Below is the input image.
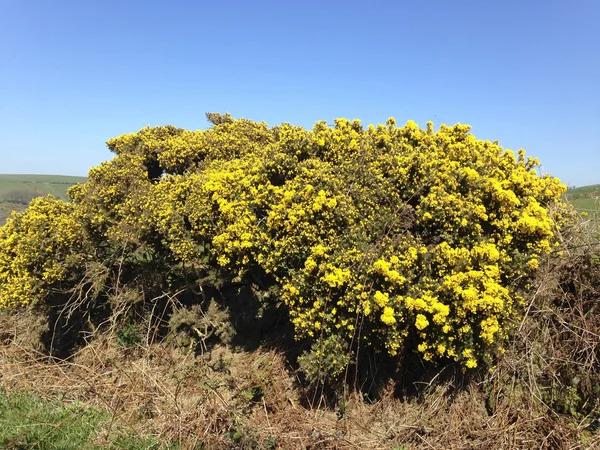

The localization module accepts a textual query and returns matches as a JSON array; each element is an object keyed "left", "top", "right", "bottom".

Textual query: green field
[
  {"left": 566, "top": 184, "right": 600, "bottom": 196},
  {"left": 0, "top": 174, "right": 87, "bottom": 200},
  {"left": 0, "top": 174, "right": 87, "bottom": 225},
  {"left": 565, "top": 184, "right": 600, "bottom": 218}
]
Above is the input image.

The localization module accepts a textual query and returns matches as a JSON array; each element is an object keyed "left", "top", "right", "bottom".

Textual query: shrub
[
  {"left": 168, "top": 301, "right": 234, "bottom": 349},
  {"left": 0, "top": 196, "right": 89, "bottom": 308},
  {"left": 0, "top": 115, "right": 568, "bottom": 373},
  {"left": 297, "top": 334, "right": 352, "bottom": 385},
  {"left": 116, "top": 323, "right": 142, "bottom": 348}
]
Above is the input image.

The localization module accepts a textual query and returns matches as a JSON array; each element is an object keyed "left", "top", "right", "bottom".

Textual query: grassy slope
[
  {"left": 0, "top": 174, "right": 87, "bottom": 225},
  {"left": 566, "top": 184, "right": 600, "bottom": 196},
  {"left": 565, "top": 184, "right": 600, "bottom": 215},
  {"left": 0, "top": 392, "right": 162, "bottom": 449},
  {"left": 0, "top": 174, "right": 87, "bottom": 199},
  {"left": 0, "top": 203, "right": 25, "bottom": 225}
]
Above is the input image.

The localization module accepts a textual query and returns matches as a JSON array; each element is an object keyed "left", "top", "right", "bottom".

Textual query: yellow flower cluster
[
  {"left": 0, "top": 197, "right": 88, "bottom": 308},
  {"left": 0, "top": 115, "right": 569, "bottom": 370}
]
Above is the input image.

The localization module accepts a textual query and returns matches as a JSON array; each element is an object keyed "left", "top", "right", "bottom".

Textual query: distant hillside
[
  {"left": 565, "top": 183, "right": 600, "bottom": 215},
  {"left": 0, "top": 174, "right": 87, "bottom": 225}
]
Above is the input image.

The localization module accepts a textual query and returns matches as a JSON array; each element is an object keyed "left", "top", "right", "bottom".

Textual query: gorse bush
[
  {"left": 0, "top": 197, "right": 90, "bottom": 307},
  {"left": 0, "top": 114, "right": 568, "bottom": 374}
]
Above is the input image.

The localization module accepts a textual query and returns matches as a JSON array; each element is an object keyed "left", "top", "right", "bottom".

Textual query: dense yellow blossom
[
  {"left": 0, "top": 115, "right": 569, "bottom": 370},
  {"left": 0, "top": 197, "right": 89, "bottom": 308}
]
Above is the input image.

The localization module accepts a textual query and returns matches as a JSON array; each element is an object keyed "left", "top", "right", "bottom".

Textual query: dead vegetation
[
  {"left": 1, "top": 338, "right": 597, "bottom": 449},
  {"left": 0, "top": 215, "right": 599, "bottom": 449}
]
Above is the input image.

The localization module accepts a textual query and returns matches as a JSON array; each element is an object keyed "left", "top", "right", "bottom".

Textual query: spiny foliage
[{"left": 0, "top": 114, "right": 568, "bottom": 372}]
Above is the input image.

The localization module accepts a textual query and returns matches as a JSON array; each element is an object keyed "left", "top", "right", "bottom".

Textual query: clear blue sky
[{"left": 1, "top": 0, "right": 598, "bottom": 186}]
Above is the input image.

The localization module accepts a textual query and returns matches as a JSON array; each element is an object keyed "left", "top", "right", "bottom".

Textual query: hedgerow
[{"left": 0, "top": 114, "right": 568, "bottom": 374}]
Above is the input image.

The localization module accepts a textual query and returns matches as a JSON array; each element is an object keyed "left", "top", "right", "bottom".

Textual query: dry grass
[
  {"left": 1, "top": 331, "right": 597, "bottom": 449},
  {"left": 1, "top": 213, "right": 599, "bottom": 449}
]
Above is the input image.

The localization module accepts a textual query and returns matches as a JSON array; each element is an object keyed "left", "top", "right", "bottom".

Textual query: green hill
[
  {"left": 565, "top": 183, "right": 600, "bottom": 217},
  {"left": 0, "top": 174, "right": 87, "bottom": 224}
]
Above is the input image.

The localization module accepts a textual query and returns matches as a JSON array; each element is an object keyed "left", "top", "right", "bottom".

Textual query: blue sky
[{"left": 0, "top": 0, "right": 598, "bottom": 186}]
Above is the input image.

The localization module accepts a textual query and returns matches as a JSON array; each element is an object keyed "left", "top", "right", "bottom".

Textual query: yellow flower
[
  {"left": 381, "top": 307, "right": 396, "bottom": 325},
  {"left": 465, "top": 359, "right": 478, "bottom": 369},
  {"left": 373, "top": 291, "right": 389, "bottom": 307},
  {"left": 415, "top": 314, "right": 429, "bottom": 330}
]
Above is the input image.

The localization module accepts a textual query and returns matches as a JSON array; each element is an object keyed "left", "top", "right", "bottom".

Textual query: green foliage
[
  {"left": 116, "top": 323, "right": 142, "bottom": 348},
  {"left": 0, "top": 115, "right": 570, "bottom": 379},
  {"left": 297, "top": 335, "right": 352, "bottom": 385},
  {"left": 262, "top": 435, "right": 277, "bottom": 449}
]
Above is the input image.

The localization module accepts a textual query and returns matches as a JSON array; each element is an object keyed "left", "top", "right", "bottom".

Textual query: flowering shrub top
[{"left": 0, "top": 115, "right": 567, "bottom": 369}]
